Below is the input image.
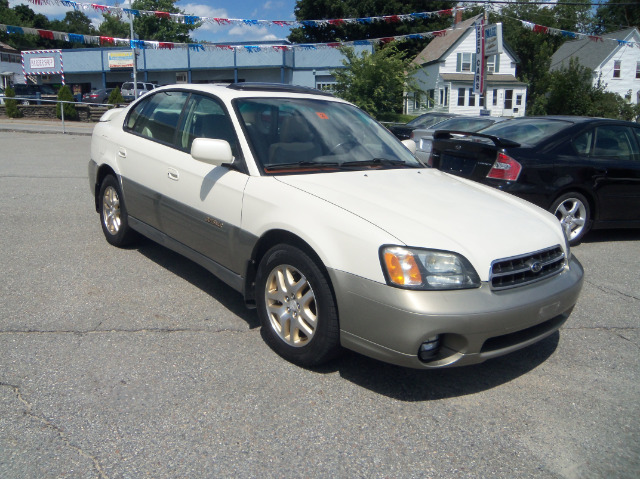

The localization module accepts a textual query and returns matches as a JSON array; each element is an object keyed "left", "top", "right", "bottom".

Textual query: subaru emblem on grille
[{"left": 527, "top": 260, "right": 543, "bottom": 273}]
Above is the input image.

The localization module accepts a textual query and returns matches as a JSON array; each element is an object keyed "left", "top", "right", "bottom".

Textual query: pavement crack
[
  {"left": 0, "top": 382, "right": 108, "bottom": 479},
  {"left": 585, "top": 279, "right": 640, "bottom": 301}
]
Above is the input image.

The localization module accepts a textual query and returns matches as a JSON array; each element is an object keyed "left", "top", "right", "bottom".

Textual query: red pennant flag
[{"left": 38, "top": 30, "right": 54, "bottom": 40}]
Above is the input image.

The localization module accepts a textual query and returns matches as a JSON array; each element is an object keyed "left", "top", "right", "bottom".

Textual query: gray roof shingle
[{"left": 550, "top": 27, "right": 639, "bottom": 71}]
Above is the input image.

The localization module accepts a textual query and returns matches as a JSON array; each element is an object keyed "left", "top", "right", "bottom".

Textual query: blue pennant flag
[{"left": 68, "top": 33, "right": 84, "bottom": 43}]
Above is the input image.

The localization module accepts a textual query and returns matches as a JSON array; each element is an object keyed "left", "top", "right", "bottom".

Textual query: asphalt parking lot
[{"left": 0, "top": 129, "right": 638, "bottom": 479}]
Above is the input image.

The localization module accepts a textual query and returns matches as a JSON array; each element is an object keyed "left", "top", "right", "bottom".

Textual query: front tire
[
  {"left": 255, "top": 244, "right": 341, "bottom": 367},
  {"left": 98, "top": 175, "right": 137, "bottom": 247},
  {"left": 550, "top": 192, "right": 591, "bottom": 245}
]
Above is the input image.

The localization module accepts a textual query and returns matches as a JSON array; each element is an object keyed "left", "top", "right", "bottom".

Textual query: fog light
[{"left": 418, "top": 336, "right": 441, "bottom": 362}]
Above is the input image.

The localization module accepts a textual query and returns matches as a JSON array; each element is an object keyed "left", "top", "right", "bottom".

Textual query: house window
[
  {"left": 479, "top": 95, "right": 485, "bottom": 107},
  {"left": 427, "top": 89, "right": 435, "bottom": 108},
  {"left": 468, "top": 88, "right": 475, "bottom": 107},
  {"left": 505, "top": 90, "right": 513, "bottom": 109},
  {"left": 516, "top": 94, "right": 522, "bottom": 106},
  {"left": 316, "top": 82, "right": 336, "bottom": 92},
  {"left": 458, "top": 88, "right": 465, "bottom": 106},
  {"left": 414, "top": 93, "right": 421, "bottom": 110},
  {"left": 492, "top": 89, "right": 498, "bottom": 106},
  {"left": 636, "top": 61, "right": 640, "bottom": 79},
  {"left": 613, "top": 60, "right": 621, "bottom": 78},
  {"left": 486, "top": 55, "right": 500, "bottom": 73},
  {"left": 457, "top": 53, "right": 474, "bottom": 72},
  {"left": 439, "top": 87, "right": 449, "bottom": 106},
  {"left": 440, "top": 88, "right": 449, "bottom": 106}
]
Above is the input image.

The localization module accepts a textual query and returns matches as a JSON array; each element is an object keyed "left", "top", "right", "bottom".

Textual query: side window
[
  {"left": 179, "top": 94, "right": 238, "bottom": 156},
  {"left": 125, "top": 90, "right": 189, "bottom": 145},
  {"left": 572, "top": 130, "right": 593, "bottom": 156},
  {"left": 593, "top": 125, "right": 638, "bottom": 160}
]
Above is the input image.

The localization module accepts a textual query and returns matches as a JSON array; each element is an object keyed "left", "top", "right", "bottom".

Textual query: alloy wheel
[
  {"left": 102, "top": 185, "right": 121, "bottom": 235},
  {"left": 264, "top": 264, "right": 318, "bottom": 347},
  {"left": 554, "top": 197, "right": 587, "bottom": 241}
]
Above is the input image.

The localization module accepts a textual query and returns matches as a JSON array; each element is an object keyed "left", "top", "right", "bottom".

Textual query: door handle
[
  {"left": 118, "top": 147, "right": 127, "bottom": 158},
  {"left": 167, "top": 168, "right": 179, "bottom": 181}
]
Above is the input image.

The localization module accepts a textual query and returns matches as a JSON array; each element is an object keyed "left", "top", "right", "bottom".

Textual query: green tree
[
  {"left": 541, "top": 59, "right": 594, "bottom": 116},
  {"left": 50, "top": 11, "right": 95, "bottom": 35},
  {"left": 98, "top": 9, "right": 132, "bottom": 38},
  {"left": 131, "top": 0, "right": 198, "bottom": 42},
  {"left": 56, "top": 85, "right": 78, "bottom": 120},
  {"left": 3, "top": 86, "right": 22, "bottom": 118},
  {"left": 540, "top": 59, "right": 640, "bottom": 120},
  {"left": 108, "top": 87, "right": 125, "bottom": 105},
  {"left": 490, "top": 0, "right": 592, "bottom": 112},
  {"left": 594, "top": 0, "right": 640, "bottom": 34},
  {"left": 331, "top": 44, "right": 419, "bottom": 119}
]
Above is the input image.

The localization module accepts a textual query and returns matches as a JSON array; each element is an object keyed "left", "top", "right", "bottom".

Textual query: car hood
[{"left": 276, "top": 168, "right": 566, "bottom": 278}]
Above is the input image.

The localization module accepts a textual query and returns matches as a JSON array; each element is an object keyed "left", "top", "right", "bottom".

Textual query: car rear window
[{"left": 479, "top": 118, "right": 572, "bottom": 144}]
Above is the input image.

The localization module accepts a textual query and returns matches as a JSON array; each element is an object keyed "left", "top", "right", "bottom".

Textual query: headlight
[{"left": 380, "top": 246, "right": 480, "bottom": 290}]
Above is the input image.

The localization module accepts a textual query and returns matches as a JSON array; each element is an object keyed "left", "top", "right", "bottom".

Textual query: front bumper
[{"left": 330, "top": 255, "right": 583, "bottom": 369}]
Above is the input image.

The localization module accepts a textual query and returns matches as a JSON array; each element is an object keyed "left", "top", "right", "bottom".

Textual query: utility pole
[{"left": 128, "top": 0, "right": 138, "bottom": 99}]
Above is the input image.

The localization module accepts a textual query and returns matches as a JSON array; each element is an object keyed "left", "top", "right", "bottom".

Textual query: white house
[
  {"left": 550, "top": 27, "right": 640, "bottom": 105},
  {"left": 409, "top": 15, "right": 527, "bottom": 117}
]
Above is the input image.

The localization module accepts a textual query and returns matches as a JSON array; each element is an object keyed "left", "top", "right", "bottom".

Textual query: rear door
[{"left": 587, "top": 124, "right": 640, "bottom": 223}]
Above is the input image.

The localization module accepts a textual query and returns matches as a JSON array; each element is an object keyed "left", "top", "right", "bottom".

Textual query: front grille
[{"left": 490, "top": 245, "right": 565, "bottom": 290}]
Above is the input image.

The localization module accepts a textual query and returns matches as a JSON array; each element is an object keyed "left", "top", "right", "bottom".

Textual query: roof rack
[{"left": 226, "top": 82, "right": 334, "bottom": 97}]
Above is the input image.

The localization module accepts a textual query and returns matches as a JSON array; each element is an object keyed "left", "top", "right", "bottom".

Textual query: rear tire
[
  {"left": 550, "top": 192, "right": 591, "bottom": 245},
  {"left": 98, "top": 175, "right": 137, "bottom": 247},
  {"left": 255, "top": 244, "right": 341, "bottom": 367}
]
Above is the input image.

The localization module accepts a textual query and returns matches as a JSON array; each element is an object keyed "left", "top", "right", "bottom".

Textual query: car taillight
[
  {"left": 90, "top": 94, "right": 98, "bottom": 98},
  {"left": 486, "top": 152, "right": 522, "bottom": 181}
]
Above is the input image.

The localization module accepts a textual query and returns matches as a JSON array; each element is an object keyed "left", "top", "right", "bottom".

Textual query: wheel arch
[
  {"left": 243, "top": 229, "right": 337, "bottom": 309},
  {"left": 93, "top": 164, "right": 118, "bottom": 212}
]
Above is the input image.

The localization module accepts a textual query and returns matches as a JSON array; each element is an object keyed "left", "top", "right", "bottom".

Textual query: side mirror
[
  {"left": 191, "top": 138, "right": 233, "bottom": 166},
  {"left": 402, "top": 139, "right": 417, "bottom": 155}
]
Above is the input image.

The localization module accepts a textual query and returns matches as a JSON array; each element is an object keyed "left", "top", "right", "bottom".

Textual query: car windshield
[
  {"left": 235, "top": 98, "right": 422, "bottom": 173},
  {"left": 479, "top": 118, "right": 572, "bottom": 144}
]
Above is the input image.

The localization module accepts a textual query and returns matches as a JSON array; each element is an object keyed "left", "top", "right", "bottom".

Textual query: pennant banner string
[
  {"left": 23, "top": 0, "right": 465, "bottom": 29},
  {"left": 507, "top": 15, "right": 640, "bottom": 49},
  {"left": 0, "top": 21, "right": 454, "bottom": 52}
]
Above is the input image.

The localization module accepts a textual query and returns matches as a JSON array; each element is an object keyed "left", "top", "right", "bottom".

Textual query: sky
[{"left": 8, "top": 0, "right": 299, "bottom": 44}]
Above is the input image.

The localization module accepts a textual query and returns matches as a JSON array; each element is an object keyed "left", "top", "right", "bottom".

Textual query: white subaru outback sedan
[{"left": 89, "top": 83, "right": 583, "bottom": 369}]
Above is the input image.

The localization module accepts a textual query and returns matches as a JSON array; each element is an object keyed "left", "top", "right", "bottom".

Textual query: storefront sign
[{"left": 108, "top": 51, "right": 134, "bottom": 69}]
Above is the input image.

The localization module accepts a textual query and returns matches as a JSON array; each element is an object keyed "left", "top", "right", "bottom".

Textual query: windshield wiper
[
  {"left": 264, "top": 161, "right": 341, "bottom": 171},
  {"left": 340, "top": 158, "right": 409, "bottom": 168}
]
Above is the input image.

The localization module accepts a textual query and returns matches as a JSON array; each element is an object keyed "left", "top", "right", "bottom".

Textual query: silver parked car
[{"left": 120, "top": 82, "right": 156, "bottom": 102}]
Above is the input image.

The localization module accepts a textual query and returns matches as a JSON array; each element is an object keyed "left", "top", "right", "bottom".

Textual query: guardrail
[{"left": 1, "top": 96, "right": 124, "bottom": 134}]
